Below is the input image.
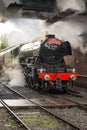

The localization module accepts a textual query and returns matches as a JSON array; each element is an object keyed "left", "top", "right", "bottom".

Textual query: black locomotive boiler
[{"left": 19, "top": 34, "right": 78, "bottom": 92}]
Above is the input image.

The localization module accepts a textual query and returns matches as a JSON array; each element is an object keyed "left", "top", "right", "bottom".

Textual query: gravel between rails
[
  {"left": 0, "top": 108, "right": 27, "bottom": 130},
  {"left": 1, "top": 83, "right": 87, "bottom": 130},
  {"left": 14, "top": 108, "right": 77, "bottom": 130},
  {"left": 48, "top": 106, "right": 87, "bottom": 130},
  {"left": 11, "top": 86, "right": 65, "bottom": 99}
]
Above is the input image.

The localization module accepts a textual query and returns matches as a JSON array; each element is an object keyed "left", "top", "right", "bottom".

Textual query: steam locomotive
[{"left": 19, "top": 34, "right": 78, "bottom": 92}]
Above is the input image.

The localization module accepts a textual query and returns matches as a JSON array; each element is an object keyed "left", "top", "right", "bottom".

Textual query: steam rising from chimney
[
  {"left": 57, "top": 0, "right": 86, "bottom": 13},
  {"left": 7, "top": 17, "right": 87, "bottom": 53}
]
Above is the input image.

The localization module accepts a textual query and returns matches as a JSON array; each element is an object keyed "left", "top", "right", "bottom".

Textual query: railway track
[
  {"left": 0, "top": 82, "right": 24, "bottom": 99},
  {"left": 78, "top": 75, "right": 87, "bottom": 78},
  {"left": 0, "top": 99, "right": 31, "bottom": 130},
  {"left": 0, "top": 81, "right": 87, "bottom": 129},
  {"left": 75, "top": 74, "right": 87, "bottom": 88},
  {"left": 67, "top": 89, "right": 86, "bottom": 98}
]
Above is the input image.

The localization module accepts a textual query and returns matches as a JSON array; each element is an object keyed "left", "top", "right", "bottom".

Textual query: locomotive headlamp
[
  {"left": 44, "top": 75, "right": 50, "bottom": 81},
  {"left": 70, "top": 74, "right": 76, "bottom": 81}
]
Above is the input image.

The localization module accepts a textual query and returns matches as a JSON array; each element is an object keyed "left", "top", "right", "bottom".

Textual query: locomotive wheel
[
  {"left": 27, "top": 76, "right": 40, "bottom": 90},
  {"left": 27, "top": 76, "right": 34, "bottom": 89},
  {"left": 40, "top": 81, "right": 51, "bottom": 93}
]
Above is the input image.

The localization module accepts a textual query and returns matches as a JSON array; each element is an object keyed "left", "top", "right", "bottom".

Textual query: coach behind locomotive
[{"left": 19, "top": 34, "right": 78, "bottom": 92}]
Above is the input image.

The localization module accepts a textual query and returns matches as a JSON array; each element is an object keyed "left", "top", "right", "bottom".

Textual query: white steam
[
  {"left": 7, "top": 18, "right": 87, "bottom": 53},
  {"left": 7, "top": 19, "right": 43, "bottom": 45},
  {"left": 3, "top": 0, "right": 87, "bottom": 52},
  {"left": 8, "top": 67, "right": 25, "bottom": 87},
  {"left": 2, "top": 59, "right": 26, "bottom": 87},
  {"left": 0, "top": 21, "right": 16, "bottom": 36},
  {"left": 47, "top": 21, "right": 85, "bottom": 52},
  {"left": 57, "top": 0, "right": 86, "bottom": 13}
]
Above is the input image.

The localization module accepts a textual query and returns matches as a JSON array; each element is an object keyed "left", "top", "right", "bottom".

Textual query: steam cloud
[
  {"left": 2, "top": 59, "right": 26, "bottom": 87},
  {"left": 57, "top": 0, "right": 86, "bottom": 13},
  {"left": 7, "top": 17, "right": 87, "bottom": 53},
  {"left": 6, "top": 0, "right": 87, "bottom": 53}
]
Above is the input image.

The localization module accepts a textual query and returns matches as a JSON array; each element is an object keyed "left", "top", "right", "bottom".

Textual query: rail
[
  {"left": 0, "top": 81, "right": 82, "bottom": 130},
  {"left": 0, "top": 99, "right": 31, "bottom": 130},
  {"left": 78, "top": 74, "right": 87, "bottom": 78}
]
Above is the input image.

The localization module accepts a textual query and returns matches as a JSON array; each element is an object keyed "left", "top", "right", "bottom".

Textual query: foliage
[{"left": 0, "top": 34, "right": 8, "bottom": 51}]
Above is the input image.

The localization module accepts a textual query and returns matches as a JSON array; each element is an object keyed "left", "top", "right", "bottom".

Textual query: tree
[{"left": 0, "top": 34, "right": 8, "bottom": 51}]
